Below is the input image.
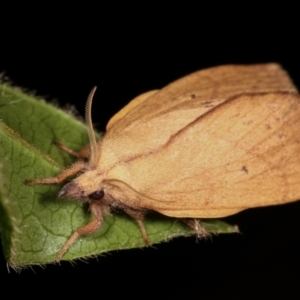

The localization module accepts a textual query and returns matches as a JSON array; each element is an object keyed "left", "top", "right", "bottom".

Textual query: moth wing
[
  {"left": 100, "top": 64, "right": 297, "bottom": 170},
  {"left": 106, "top": 90, "right": 159, "bottom": 131},
  {"left": 106, "top": 64, "right": 297, "bottom": 135},
  {"left": 106, "top": 92, "right": 300, "bottom": 218}
]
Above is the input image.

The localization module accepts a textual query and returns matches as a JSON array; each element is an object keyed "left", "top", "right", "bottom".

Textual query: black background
[{"left": 1, "top": 6, "right": 300, "bottom": 299}]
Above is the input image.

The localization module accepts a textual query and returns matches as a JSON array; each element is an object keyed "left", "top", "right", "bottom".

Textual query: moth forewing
[
  {"left": 106, "top": 63, "right": 296, "bottom": 136},
  {"left": 104, "top": 92, "right": 300, "bottom": 218},
  {"left": 106, "top": 90, "right": 159, "bottom": 130},
  {"left": 102, "top": 64, "right": 297, "bottom": 171}
]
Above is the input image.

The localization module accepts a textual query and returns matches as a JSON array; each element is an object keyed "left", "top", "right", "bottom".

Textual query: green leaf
[{"left": 0, "top": 82, "right": 238, "bottom": 267}]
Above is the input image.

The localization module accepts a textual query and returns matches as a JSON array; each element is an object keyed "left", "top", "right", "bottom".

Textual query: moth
[{"left": 27, "top": 63, "right": 300, "bottom": 261}]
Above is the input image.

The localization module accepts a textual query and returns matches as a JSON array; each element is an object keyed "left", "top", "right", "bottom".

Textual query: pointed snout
[{"left": 59, "top": 182, "right": 82, "bottom": 199}]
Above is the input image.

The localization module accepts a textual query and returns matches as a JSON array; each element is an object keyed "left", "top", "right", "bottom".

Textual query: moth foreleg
[
  {"left": 55, "top": 141, "right": 91, "bottom": 159},
  {"left": 56, "top": 202, "right": 104, "bottom": 262},
  {"left": 25, "top": 161, "right": 85, "bottom": 185}
]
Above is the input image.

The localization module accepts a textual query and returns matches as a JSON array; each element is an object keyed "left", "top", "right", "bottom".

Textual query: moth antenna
[{"left": 85, "top": 86, "right": 98, "bottom": 166}]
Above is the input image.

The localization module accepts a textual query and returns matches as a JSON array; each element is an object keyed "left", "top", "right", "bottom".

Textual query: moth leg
[
  {"left": 181, "top": 219, "right": 210, "bottom": 238},
  {"left": 55, "top": 141, "right": 90, "bottom": 159},
  {"left": 25, "top": 161, "right": 85, "bottom": 185},
  {"left": 56, "top": 201, "right": 104, "bottom": 262},
  {"left": 124, "top": 208, "right": 149, "bottom": 246}
]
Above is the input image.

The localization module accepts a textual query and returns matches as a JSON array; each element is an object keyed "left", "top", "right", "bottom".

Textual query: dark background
[{"left": 1, "top": 6, "right": 300, "bottom": 299}]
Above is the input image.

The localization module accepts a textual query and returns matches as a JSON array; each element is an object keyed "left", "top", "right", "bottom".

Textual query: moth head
[{"left": 59, "top": 169, "right": 106, "bottom": 203}]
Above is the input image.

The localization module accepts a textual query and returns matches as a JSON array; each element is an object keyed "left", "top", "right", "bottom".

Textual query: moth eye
[{"left": 88, "top": 190, "right": 105, "bottom": 200}]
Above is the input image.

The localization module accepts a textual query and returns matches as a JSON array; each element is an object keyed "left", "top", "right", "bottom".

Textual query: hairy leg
[
  {"left": 25, "top": 161, "right": 85, "bottom": 185},
  {"left": 56, "top": 201, "right": 104, "bottom": 262},
  {"left": 124, "top": 208, "right": 149, "bottom": 245},
  {"left": 181, "top": 219, "right": 210, "bottom": 238},
  {"left": 55, "top": 142, "right": 91, "bottom": 159}
]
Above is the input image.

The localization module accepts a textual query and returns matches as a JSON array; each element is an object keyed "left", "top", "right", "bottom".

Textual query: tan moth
[{"left": 27, "top": 64, "right": 300, "bottom": 261}]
